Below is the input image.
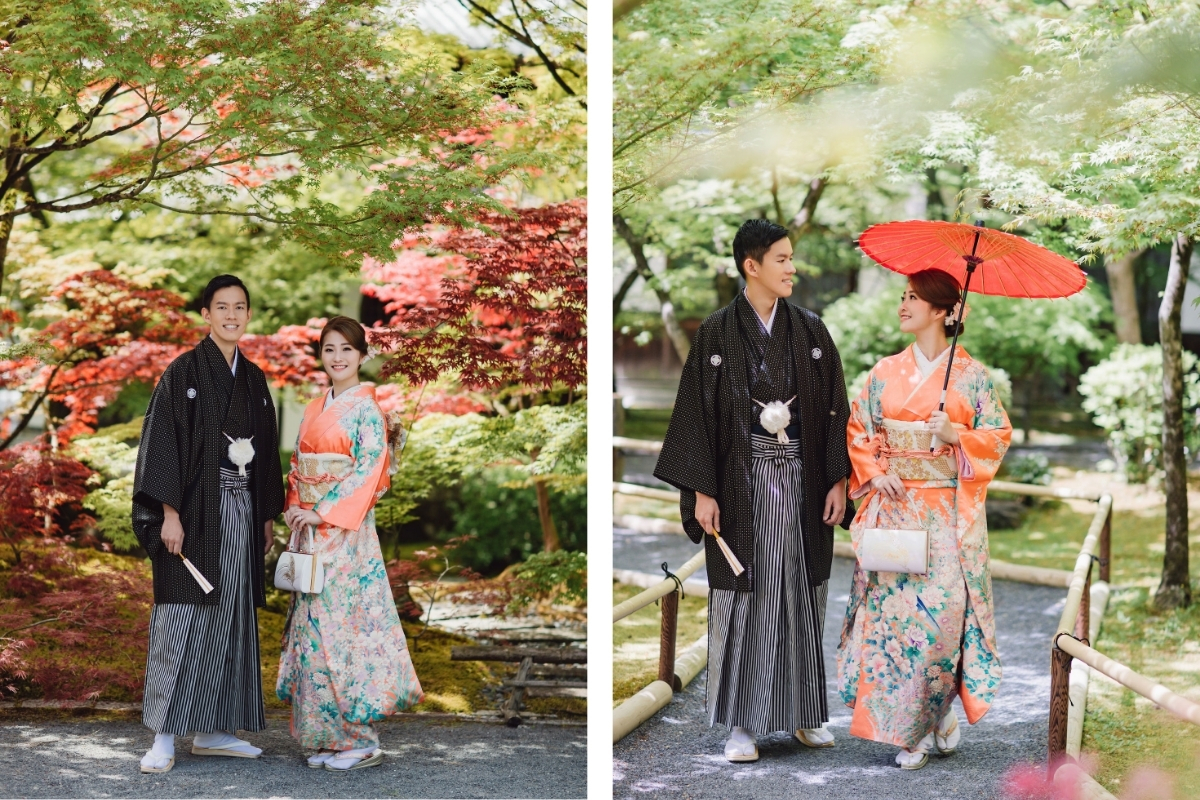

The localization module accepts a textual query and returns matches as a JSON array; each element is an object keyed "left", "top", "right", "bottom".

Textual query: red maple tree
[
  {"left": 0, "top": 270, "right": 322, "bottom": 451},
  {"left": 0, "top": 443, "right": 96, "bottom": 564},
  {"left": 364, "top": 199, "right": 587, "bottom": 392}
]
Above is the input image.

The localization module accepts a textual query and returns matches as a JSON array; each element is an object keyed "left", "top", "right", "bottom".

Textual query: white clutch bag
[
  {"left": 274, "top": 525, "right": 325, "bottom": 594},
  {"left": 859, "top": 501, "right": 928, "bottom": 574}
]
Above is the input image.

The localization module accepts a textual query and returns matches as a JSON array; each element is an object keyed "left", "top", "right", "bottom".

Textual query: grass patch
[
  {"left": 620, "top": 409, "right": 673, "bottom": 442},
  {"left": 613, "top": 582, "right": 707, "bottom": 705},
  {"left": 1081, "top": 588, "right": 1200, "bottom": 797}
]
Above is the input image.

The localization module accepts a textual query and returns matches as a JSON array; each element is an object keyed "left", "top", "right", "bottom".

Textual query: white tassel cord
[
  {"left": 224, "top": 433, "right": 255, "bottom": 477},
  {"left": 753, "top": 396, "right": 796, "bottom": 444}
]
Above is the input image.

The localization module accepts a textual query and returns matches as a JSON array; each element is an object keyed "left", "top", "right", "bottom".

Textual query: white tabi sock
[
  {"left": 325, "top": 746, "right": 380, "bottom": 770},
  {"left": 192, "top": 730, "right": 262, "bottom": 757},
  {"left": 730, "top": 726, "right": 755, "bottom": 745},
  {"left": 140, "top": 733, "right": 175, "bottom": 769}
]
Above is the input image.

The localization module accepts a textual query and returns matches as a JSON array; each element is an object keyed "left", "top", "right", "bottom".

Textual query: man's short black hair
[
  {"left": 732, "top": 219, "right": 790, "bottom": 278},
  {"left": 201, "top": 274, "right": 251, "bottom": 310}
]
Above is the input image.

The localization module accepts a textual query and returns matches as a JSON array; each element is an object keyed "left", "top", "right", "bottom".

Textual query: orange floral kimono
[
  {"left": 837, "top": 345, "right": 1011, "bottom": 748},
  {"left": 277, "top": 383, "right": 423, "bottom": 751}
]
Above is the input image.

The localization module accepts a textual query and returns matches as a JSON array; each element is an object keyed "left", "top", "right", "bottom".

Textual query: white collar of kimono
[
  {"left": 743, "top": 289, "right": 777, "bottom": 336},
  {"left": 912, "top": 342, "right": 949, "bottom": 378}
]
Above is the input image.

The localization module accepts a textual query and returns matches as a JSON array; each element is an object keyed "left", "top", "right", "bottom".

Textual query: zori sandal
[
  {"left": 935, "top": 710, "right": 960, "bottom": 755},
  {"left": 325, "top": 748, "right": 383, "bottom": 771},
  {"left": 724, "top": 737, "right": 758, "bottom": 763},
  {"left": 795, "top": 726, "right": 835, "bottom": 749}
]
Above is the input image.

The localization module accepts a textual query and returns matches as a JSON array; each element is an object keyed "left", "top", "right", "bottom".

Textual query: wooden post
[
  {"left": 1048, "top": 644, "right": 1073, "bottom": 773},
  {"left": 614, "top": 394, "right": 626, "bottom": 483},
  {"left": 1099, "top": 504, "right": 1111, "bottom": 583},
  {"left": 658, "top": 590, "right": 682, "bottom": 691},
  {"left": 1075, "top": 569, "right": 1091, "bottom": 646},
  {"left": 503, "top": 656, "right": 534, "bottom": 727}
]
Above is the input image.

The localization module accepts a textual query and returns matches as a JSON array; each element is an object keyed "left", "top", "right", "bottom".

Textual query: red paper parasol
[
  {"left": 858, "top": 220, "right": 1087, "bottom": 299},
  {"left": 857, "top": 219, "right": 1089, "bottom": 420}
]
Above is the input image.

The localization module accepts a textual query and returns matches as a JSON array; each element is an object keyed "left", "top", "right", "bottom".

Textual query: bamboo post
[
  {"left": 614, "top": 394, "right": 627, "bottom": 482},
  {"left": 1048, "top": 644, "right": 1073, "bottom": 773},
  {"left": 658, "top": 589, "right": 682, "bottom": 691},
  {"left": 1099, "top": 504, "right": 1111, "bottom": 583}
]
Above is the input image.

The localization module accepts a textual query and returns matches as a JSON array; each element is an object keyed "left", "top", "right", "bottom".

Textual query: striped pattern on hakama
[
  {"left": 706, "top": 433, "right": 829, "bottom": 734},
  {"left": 142, "top": 467, "right": 265, "bottom": 736}
]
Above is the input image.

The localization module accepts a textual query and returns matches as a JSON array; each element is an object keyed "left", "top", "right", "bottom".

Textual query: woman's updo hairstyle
[
  {"left": 319, "top": 315, "right": 369, "bottom": 357},
  {"left": 908, "top": 269, "right": 965, "bottom": 337}
]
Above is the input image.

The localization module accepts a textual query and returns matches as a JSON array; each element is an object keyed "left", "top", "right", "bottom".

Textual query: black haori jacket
[
  {"left": 132, "top": 336, "right": 284, "bottom": 606},
  {"left": 653, "top": 295, "right": 852, "bottom": 591}
]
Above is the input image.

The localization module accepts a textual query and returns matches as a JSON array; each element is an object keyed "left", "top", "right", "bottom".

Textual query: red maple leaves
[
  {"left": 366, "top": 199, "right": 587, "bottom": 391},
  {"left": 0, "top": 443, "right": 96, "bottom": 563},
  {"left": 0, "top": 270, "right": 321, "bottom": 449}
]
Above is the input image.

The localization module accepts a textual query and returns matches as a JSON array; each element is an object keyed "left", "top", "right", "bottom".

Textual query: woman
[
  {"left": 836, "top": 269, "right": 1011, "bottom": 770},
  {"left": 278, "top": 316, "right": 423, "bottom": 771}
]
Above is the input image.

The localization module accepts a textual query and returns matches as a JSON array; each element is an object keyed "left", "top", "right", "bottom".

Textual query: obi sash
[
  {"left": 294, "top": 452, "right": 353, "bottom": 504},
  {"left": 871, "top": 418, "right": 973, "bottom": 484}
]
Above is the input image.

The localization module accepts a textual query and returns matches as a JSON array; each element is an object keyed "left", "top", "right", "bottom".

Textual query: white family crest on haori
[
  {"left": 710, "top": 354, "right": 723, "bottom": 366},
  {"left": 187, "top": 388, "right": 197, "bottom": 399},
  {"left": 812, "top": 347, "right": 822, "bottom": 360},
  {"left": 753, "top": 396, "right": 796, "bottom": 443},
  {"left": 224, "top": 433, "right": 255, "bottom": 477}
]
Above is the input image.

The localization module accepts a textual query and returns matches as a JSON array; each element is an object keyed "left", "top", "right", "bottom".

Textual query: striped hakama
[
  {"left": 142, "top": 467, "right": 265, "bottom": 736},
  {"left": 706, "top": 433, "right": 829, "bottom": 734}
]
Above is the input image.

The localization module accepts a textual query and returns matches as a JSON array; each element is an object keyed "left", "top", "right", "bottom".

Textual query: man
[
  {"left": 132, "top": 275, "right": 284, "bottom": 773},
  {"left": 654, "top": 219, "right": 852, "bottom": 762}
]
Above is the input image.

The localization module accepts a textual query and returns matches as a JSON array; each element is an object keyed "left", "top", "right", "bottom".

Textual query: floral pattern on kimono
[
  {"left": 836, "top": 345, "right": 1010, "bottom": 748},
  {"left": 277, "top": 383, "right": 423, "bottom": 750}
]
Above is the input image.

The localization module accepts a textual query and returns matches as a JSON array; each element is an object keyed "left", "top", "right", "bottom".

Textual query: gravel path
[
  {"left": 0, "top": 717, "right": 586, "bottom": 799},
  {"left": 614, "top": 528, "right": 1065, "bottom": 800}
]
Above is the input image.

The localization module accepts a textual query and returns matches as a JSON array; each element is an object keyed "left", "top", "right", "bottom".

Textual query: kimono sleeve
[
  {"left": 653, "top": 326, "right": 718, "bottom": 546},
  {"left": 847, "top": 370, "right": 885, "bottom": 501},
  {"left": 131, "top": 360, "right": 190, "bottom": 557},
  {"left": 314, "top": 401, "right": 389, "bottom": 532},
  {"left": 955, "top": 367, "right": 1012, "bottom": 483}
]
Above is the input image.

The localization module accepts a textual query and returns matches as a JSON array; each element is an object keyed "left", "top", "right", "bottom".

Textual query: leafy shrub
[
  {"left": 1005, "top": 453, "right": 1052, "bottom": 486},
  {"left": 506, "top": 550, "right": 587, "bottom": 613},
  {"left": 1079, "top": 343, "right": 1200, "bottom": 483},
  {"left": 71, "top": 421, "right": 142, "bottom": 553},
  {"left": 445, "top": 468, "right": 586, "bottom": 573}
]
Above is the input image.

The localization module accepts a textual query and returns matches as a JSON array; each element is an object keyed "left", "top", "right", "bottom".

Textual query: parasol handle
[{"left": 934, "top": 222, "right": 984, "bottom": 450}]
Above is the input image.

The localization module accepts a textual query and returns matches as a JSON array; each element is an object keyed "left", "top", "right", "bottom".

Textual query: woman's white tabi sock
[
  {"left": 140, "top": 733, "right": 175, "bottom": 769},
  {"left": 192, "top": 730, "right": 262, "bottom": 756},
  {"left": 325, "top": 746, "right": 380, "bottom": 770}
]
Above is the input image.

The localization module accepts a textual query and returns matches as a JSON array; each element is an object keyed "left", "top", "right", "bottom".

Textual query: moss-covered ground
[{"left": 3, "top": 548, "right": 584, "bottom": 721}]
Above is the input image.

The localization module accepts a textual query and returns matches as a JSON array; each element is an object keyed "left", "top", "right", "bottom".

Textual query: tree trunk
[
  {"left": 0, "top": 188, "right": 17, "bottom": 299},
  {"left": 925, "top": 168, "right": 946, "bottom": 221},
  {"left": 613, "top": 267, "right": 639, "bottom": 317},
  {"left": 788, "top": 176, "right": 826, "bottom": 240},
  {"left": 534, "top": 477, "right": 560, "bottom": 552},
  {"left": 1156, "top": 233, "right": 1193, "bottom": 610},
  {"left": 1106, "top": 250, "right": 1144, "bottom": 345},
  {"left": 715, "top": 269, "right": 738, "bottom": 308},
  {"left": 613, "top": 213, "right": 691, "bottom": 363},
  {"left": 1022, "top": 377, "right": 1034, "bottom": 446}
]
